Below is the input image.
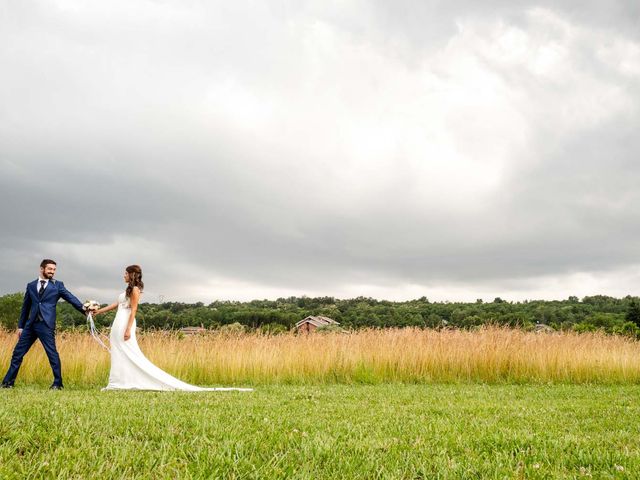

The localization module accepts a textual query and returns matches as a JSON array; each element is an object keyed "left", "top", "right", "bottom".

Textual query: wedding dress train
[{"left": 102, "top": 292, "right": 252, "bottom": 392}]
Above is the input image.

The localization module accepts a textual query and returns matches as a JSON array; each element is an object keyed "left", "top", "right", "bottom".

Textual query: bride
[{"left": 93, "top": 265, "right": 251, "bottom": 392}]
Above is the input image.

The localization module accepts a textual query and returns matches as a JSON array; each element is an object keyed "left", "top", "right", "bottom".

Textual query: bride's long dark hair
[{"left": 125, "top": 265, "right": 144, "bottom": 298}]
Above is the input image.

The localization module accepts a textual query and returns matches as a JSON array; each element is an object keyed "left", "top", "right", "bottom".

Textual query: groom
[{"left": 1, "top": 259, "right": 86, "bottom": 390}]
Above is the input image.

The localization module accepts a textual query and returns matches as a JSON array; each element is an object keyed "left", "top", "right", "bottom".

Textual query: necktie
[{"left": 39, "top": 280, "right": 46, "bottom": 296}]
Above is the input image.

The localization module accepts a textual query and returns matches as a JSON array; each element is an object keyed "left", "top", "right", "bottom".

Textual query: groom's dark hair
[{"left": 40, "top": 259, "right": 57, "bottom": 268}]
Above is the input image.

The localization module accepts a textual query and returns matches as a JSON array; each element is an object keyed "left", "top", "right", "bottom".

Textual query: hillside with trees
[{"left": 1, "top": 293, "right": 639, "bottom": 337}]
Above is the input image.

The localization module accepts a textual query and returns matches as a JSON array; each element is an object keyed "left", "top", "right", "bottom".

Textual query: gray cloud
[{"left": 1, "top": 1, "right": 640, "bottom": 302}]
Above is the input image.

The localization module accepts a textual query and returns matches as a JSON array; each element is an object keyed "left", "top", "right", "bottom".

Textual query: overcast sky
[{"left": 1, "top": 1, "right": 639, "bottom": 303}]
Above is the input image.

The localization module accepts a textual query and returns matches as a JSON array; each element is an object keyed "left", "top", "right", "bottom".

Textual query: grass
[
  {"left": 2, "top": 328, "right": 639, "bottom": 478},
  {"left": 1, "top": 327, "right": 640, "bottom": 387},
  {"left": 1, "top": 384, "right": 639, "bottom": 479}
]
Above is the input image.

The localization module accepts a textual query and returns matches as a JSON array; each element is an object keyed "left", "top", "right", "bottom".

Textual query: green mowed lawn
[{"left": 1, "top": 384, "right": 638, "bottom": 479}]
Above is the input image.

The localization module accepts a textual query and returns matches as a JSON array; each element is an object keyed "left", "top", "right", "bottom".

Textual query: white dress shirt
[{"left": 37, "top": 277, "right": 50, "bottom": 292}]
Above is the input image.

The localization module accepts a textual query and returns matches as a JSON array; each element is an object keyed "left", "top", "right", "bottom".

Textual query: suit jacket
[{"left": 19, "top": 279, "right": 85, "bottom": 329}]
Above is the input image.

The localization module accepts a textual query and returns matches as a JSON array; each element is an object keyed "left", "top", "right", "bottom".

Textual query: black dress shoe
[
  {"left": 1, "top": 383, "right": 13, "bottom": 389},
  {"left": 49, "top": 385, "right": 64, "bottom": 390}
]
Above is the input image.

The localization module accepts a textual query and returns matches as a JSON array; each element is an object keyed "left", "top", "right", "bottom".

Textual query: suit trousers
[{"left": 2, "top": 321, "right": 63, "bottom": 387}]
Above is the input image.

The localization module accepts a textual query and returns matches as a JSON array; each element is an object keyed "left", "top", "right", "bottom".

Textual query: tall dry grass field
[{"left": 1, "top": 327, "right": 639, "bottom": 386}]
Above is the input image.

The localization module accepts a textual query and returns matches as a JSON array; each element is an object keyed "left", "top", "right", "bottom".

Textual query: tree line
[{"left": 1, "top": 293, "right": 640, "bottom": 336}]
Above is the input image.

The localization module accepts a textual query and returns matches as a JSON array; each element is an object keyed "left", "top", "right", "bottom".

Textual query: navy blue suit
[{"left": 3, "top": 279, "right": 85, "bottom": 387}]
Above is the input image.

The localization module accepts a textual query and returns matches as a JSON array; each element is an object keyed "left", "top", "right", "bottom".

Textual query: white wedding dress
[{"left": 102, "top": 292, "right": 252, "bottom": 392}]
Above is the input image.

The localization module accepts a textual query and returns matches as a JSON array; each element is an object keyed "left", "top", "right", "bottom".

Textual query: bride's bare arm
[
  {"left": 124, "top": 287, "right": 141, "bottom": 341},
  {"left": 94, "top": 303, "right": 118, "bottom": 315}
]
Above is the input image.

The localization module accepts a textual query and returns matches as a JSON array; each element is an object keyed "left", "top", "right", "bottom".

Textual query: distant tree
[
  {"left": 219, "top": 322, "right": 246, "bottom": 335},
  {"left": 0, "top": 293, "right": 23, "bottom": 329},
  {"left": 424, "top": 313, "right": 443, "bottom": 328},
  {"left": 316, "top": 324, "right": 346, "bottom": 334},
  {"left": 625, "top": 299, "right": 640, "bottom": 328},
  {"left": 461, "top": 315, "right": 483, "bottom": 328},
  {"left": 613, "top": 321, "right": 639, "bottom": 338},
  {"left": 259, "top": 323, "right": 288, "bottom": 335},
  {"left": 573, "top": 323, "right": 596, "bottom": 333}
]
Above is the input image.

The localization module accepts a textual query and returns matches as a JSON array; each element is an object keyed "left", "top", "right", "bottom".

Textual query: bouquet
[
  {"left": 83, "top": 300, "right": 100, "bottom": 312},
  {"left": 84, "top": 300, "right": 110, "bottom": 352}
]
